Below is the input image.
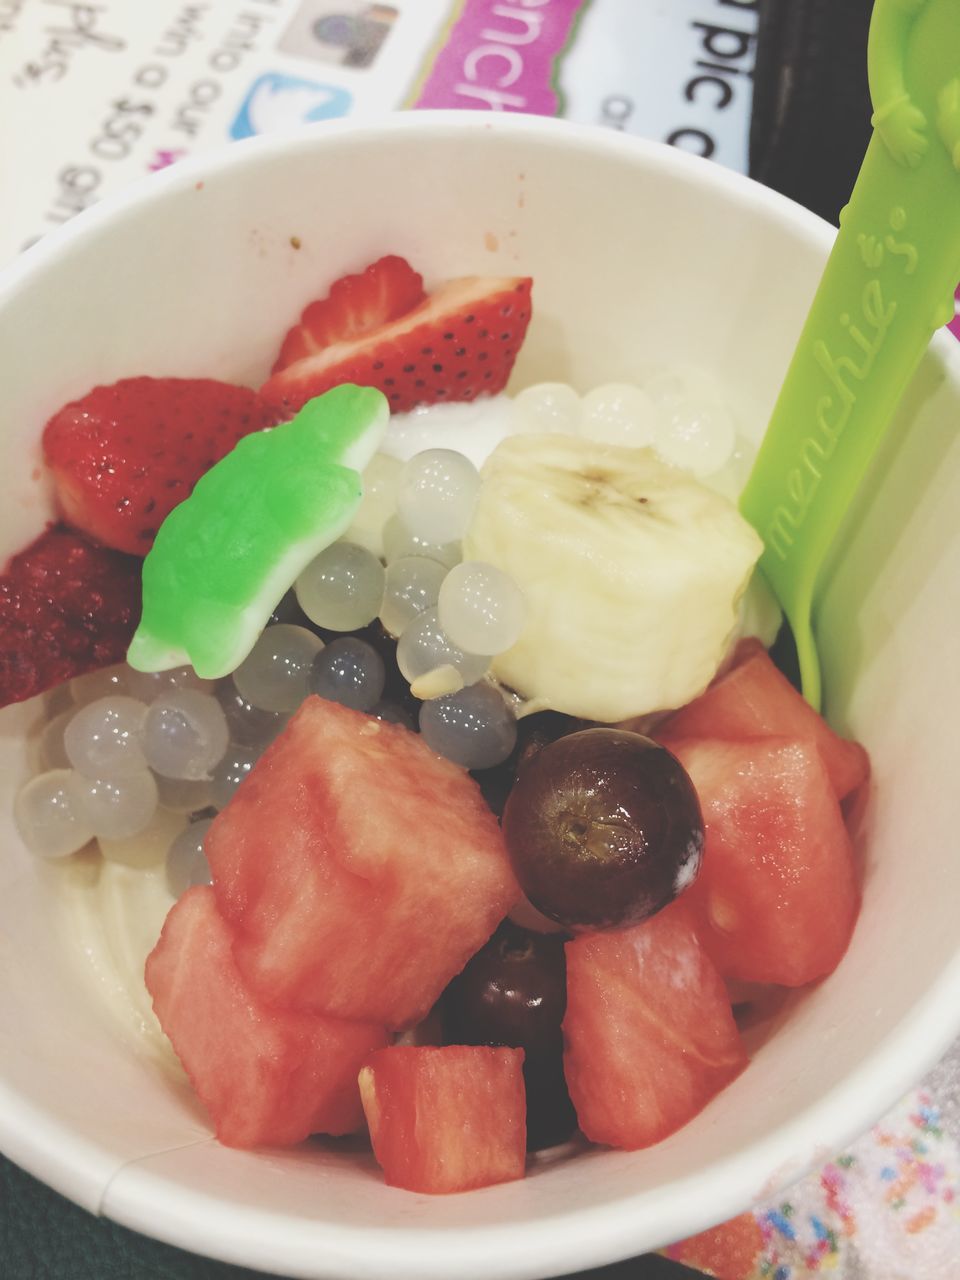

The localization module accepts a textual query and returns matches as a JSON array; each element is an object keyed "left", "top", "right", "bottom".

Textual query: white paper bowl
[{"left": 2, "top": 112, "right": 960, "bottom": 1280}]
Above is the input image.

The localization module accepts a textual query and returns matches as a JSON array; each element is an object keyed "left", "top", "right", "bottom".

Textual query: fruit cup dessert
[{"left": 7, "top": 255, "right": 869, "bottom": 1195}]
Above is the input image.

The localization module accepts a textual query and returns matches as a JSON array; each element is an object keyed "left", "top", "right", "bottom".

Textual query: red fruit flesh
[
  {"left": 0, "top": 524, "right": 141, "bottom": 708},
  {"left": 206, "top": 697, "right": 520, "bottom": 1029},
  {"left": 563, "top": 906, "right": 746, "bottom": 1150},
  {"left": 261, "top": 275, "right": 533, "bottom": 416},
  {"left": 656, "top": 644, "right": 869, "bottom": 801},
  {"left": 669, "top": 737, "right": 859, "bottom": 987},
  {"left": 42, "top": 377, "right": 279, "bottom": 556},
  {"left": 358, "top": 1045, "right": 526, "bottom": 1194},
  {"left": 272, "top": 255, "right": 425, "bottom": 370},
  {"left": 145, "top": 885, "right": 387, "bottom": 1148}
]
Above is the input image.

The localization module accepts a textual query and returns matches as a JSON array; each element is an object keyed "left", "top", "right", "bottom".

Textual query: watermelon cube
[
  {"left": 206, "top": 697, "right": 519, "bottom": 1028},
  {"left": 656, "top": 643, "right": 869, "bottom": 801},
  {"left": 670, "top": 737, "right": 859, "bottom": 986},
  {"left": 145, "top": 885, "right": 387, "bottom": 1148},
  {"left": 563, "top": 907, "right": 746, "bottom": 1150},
  {"left": 358, "top": 1045, "right": 526, "bottom": 1193}
]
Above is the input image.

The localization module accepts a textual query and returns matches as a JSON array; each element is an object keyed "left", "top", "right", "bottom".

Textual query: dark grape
[
  {"left": 471, "top": 710, "right": 580, "bottom": 819},
  {"left": 442, "top": 920, "right": 577, "bottom": 1149},
  {"left": 502, "top": 729, "right": 703, "bottom": 931}
]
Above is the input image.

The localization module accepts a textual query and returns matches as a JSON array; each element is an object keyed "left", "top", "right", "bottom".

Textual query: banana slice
[{"left": 463, "top": 435, "right": 763, "bottom": 721}]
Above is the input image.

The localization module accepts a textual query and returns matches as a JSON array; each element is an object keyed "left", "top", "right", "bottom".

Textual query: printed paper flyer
[{"left": 0, "top": 0, "right": 758, "bottom": 262}]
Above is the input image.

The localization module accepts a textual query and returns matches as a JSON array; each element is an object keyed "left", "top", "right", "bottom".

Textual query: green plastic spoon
[{"left": 738, "top": 0, "right": 960, "bottom": 711}]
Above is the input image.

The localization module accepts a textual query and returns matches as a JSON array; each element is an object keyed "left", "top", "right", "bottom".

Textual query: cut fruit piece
[
  {"left": 656, "top": 642, "right": 869, "bottom": 801},
  {"left": 0, "top": 524, "right": 141, "bottom": 708},
  {"left": 42, "top": 377, "right": 280, "bottom": 556},
  {"left": 144, "top": 885, "right": 387, "bottom": 1148},
  {"left": 262, "top": 273, "right": 533, "bottom": 416},
  {"left": 127, "top": 385, "right": 388, "bottom": 679},
  {"left": 462, "top": 435, "right": 762, "bottom": 722},
  {"left": 272, "top": 255, "right": 426, "bottom": 370},
  {"left": 563, "top": 906, "right": 746, "bottom": 1150},
  {"left": 358, "top": 1045, "right": 526, "bottom": 1194},
  {"left": 206, "top": 697, "right": 520, "bottom": 1029},
  {"left": 669, "top": 737, "right": 859, "bottom": 987}
]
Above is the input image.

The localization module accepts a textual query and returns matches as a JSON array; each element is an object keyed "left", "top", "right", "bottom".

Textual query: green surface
[
  {"left": 739, "top": 0, "right": 960, "bottom": 710},
  {"left": 128, "top": 385, "right": 388, "bottom": 680}
]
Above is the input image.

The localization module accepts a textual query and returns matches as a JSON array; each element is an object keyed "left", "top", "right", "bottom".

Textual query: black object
[{"left": 750, "top": 0, "right": 874, "bottom": 224}]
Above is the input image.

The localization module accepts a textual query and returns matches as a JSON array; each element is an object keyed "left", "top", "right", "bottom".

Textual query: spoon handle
[{"left": 739, "top": 0, "right": 960, "bottom": 710}]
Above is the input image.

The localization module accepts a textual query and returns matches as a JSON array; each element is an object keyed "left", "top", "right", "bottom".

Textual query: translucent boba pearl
[
  {"left": 166, "top": 818, "right": 215, "bottom": 898},
  {"left": 652, "top": 397, "right": 736, "bottom": 476},
  {"left": 74, "top": 768, "right": 158, "bottom": 841},
  {"left": 14, "top": 769, "right": 94, "bottom": 859},
  {"left": 216, "top": 680, "right": 289, "bottom": 748},
  {"left": 38, "top": 709, "right": 73, "bottom": 771},
  {"left": 438, "top": 562, "right": 526, "bottom": 656},
  {"left": 70, "top": 663, "right": 129, "bottom": 707},
  {"left": 295, "top": 542, "right": 385, "bottom": 632},
  {"left": 419, "top": 683, "right": 517, "bottom": 769},
  {"left": 511, "top": 382, "right": 582, "bottom": 435},
  {"left": 396, "top": 450, "right": 481, "bottom": 545},
  {"left": 141, "top": 689, "right": 229, "bottom": 781},
  {"left": 382, "top": 514, "right": 461, "bottom": 570},
  {"left": 380, "top": 556, "right": 448, "bottom": 638},
  {"left": 579, "top": 383, "right": 659, "bottom": 448},
  {"left": 126, "top": 665, "right": 214, "bottom": 702},
  {"left": 232, "top": 624, "right": 324, "bottom": 713},
  {"left": 209, "top": 744, "right": 258, "bottom": 810},
  {"left": 344, "top": 452, "right": 404, "bottom": 556},
  {"left": 64, "top": 696, "right": 148, "bottom": 780},
  {"left": 309, "top": 637, "right": 385, "bottom": 712},
  {"left": 371, "top": 701, "right": 418, "bottom": 732},
  {"left": 154, "top": 772, "right": 214, "bottom": 814},
  {"left": 396, "top": 608, "right": 489, "bottom": 689}
]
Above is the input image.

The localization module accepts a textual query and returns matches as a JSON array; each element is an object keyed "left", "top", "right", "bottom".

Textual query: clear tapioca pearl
[
  {"left": 125, "top": 665, "right": 214, "bottom": 703},
  {"left": 70, "top": 663, "right": 130, "bottom": 707},
  {"left": 309, "top": 636, "right": 385, "bottom": 712},
  {"left": 64, "top": 696, "right": 149, "bottom": 780},
  {"left": 419, "top": 683, "right": 517, "bottom": 769},
  {"left": 380, "top": 556, "right": 448, "bottom": 638},
  {"left": 396, "top": 449, "right": 481, "bottom": 545},
  {"left": 382, "top": 514, "right": 461, "bottom": 570},
  {"left": 232, "top": 624, "right": 324, "bottom": 714},
  {"left": 437, "top": 562, "right": 526, "bottom": 657},
  {"left": 652, "top": 397, "right": 736, "bottom": 477},
  {"left": 510, "top": 383, "right": 581, "bottom": 436},
  {"left": 14, "top": 769, "right": 94, "bottom": 859},
  {"left": 343, "top": 452, "right": 404, "bottom": 557},
  {"left": 141, "top": 689, "right": 230, "bottom": 781},
  {"left": 396, "top": 608, "right": 489, "bottom": 689},
  {"left": 210, "top": 744, "right": 259, "bottom": 810},
  {"left": 579, "top": 383, "right": 659, "bottom": 448},
  {"left": 166, "top": 817, "right": 215, "bottom": 898},
  {"left": 74, "top": 769, "right": 159, "bottom": 841},
  {"left": 295, "top": 542, "right": 385, "bottom": 633},
  {"left": 216, "top": 681, "right": 289, "bottom": 748}
]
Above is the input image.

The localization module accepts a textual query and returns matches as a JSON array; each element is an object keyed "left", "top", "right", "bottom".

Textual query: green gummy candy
[{"left": 127, "top": 384, "right": 389, "bottom": 679}]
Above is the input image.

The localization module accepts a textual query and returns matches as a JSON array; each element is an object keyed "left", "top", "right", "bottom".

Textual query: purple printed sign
[
  {"left": 414, "top": 0, "right": 583, "bottom": 116},
  {"left": 949, "top": 285, "right": 960, "bottom": 342}
]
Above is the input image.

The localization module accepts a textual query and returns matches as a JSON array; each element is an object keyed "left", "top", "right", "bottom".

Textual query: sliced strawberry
[
  {"left": 358, "top": 1045, "right": 526, "bottom": 1193},
  {"left": 272, "top": 255, "right": 425, "bottom": 370},
  {"left": 42, "top": 377, "right": 280, "bottom": 556},
  {"left": 261, "top": 274, "right": 533, "bottom": 416},
  {"left": 0, "top": 524, "right": 141, "bottom": 708}
]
